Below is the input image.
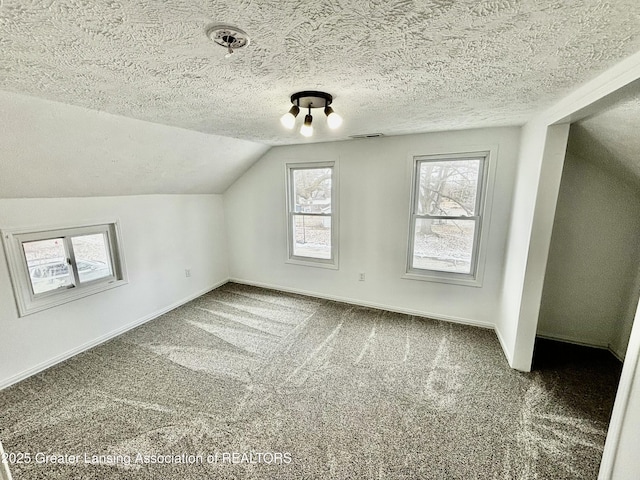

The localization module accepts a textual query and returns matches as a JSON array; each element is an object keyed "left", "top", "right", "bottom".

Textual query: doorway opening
[{"left": 533, "top": 78, "right": 640, "bottom": 474}]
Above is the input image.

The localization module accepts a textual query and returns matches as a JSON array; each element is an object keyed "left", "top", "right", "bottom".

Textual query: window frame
[
  {"left": 285, "top": 161, "right": 339, "bottom": 269},
  {"left": 404, "top": 150, "right": 493, "bottom": 287},
  {"left": 2, "top": 221, "right": 128, "bottom": 317}
]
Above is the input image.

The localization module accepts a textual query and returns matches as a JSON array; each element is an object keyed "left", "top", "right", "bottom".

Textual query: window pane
[
  {"left": 71, "top": 233, "right": 113, "bottom": 283},
  {"left": 293, "top": 168, "right": 332, "bottom": 214},
  {"left": 292, "top": 214, "right": 331, "bottom": 259},
  {"left": 412, "top": 218, "right": 476, "bottom": 274},
  {"left": 417, "top": 160, "right": 480, "bottom": 216},
  {"left": 22, "top": 238, "right": 73, "bottom": 294}
]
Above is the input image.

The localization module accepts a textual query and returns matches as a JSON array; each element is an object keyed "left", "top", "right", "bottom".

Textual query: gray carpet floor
[{"left": 0, "top": 283, "right": 622, "bottom": 479}]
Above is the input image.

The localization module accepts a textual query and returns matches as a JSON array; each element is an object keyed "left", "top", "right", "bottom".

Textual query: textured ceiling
[
  {"left": 569, "top": 81, "right": 640, "bottom": 187},
  {"left": 1, "top": 0, "right": 640, "bottom": 145}
]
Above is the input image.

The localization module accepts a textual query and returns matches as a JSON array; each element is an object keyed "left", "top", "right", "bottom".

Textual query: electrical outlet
[
  {"left": 359, "top": 273, "right": 365, "bottom": 281},
  {"left": 185, "top": 269, "right": 191, "bottom": 278}
]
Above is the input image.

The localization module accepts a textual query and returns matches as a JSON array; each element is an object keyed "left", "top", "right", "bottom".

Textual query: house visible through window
[
  {"left": 286, "top": 162, "right": 338, "bottom": 267},
  {"left": 407, "top": 152, "right": 489, "bottom": 285},
  {"left": 2, "top": 222, "right": 127, "bottom": 316}
]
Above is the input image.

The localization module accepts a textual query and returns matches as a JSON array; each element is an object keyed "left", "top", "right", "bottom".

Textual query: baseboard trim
[
  {"left": 495, "top": 326, "right": 514, "bottom": 368},
  {"left": 608, "top": 347, "right": 625, "bottom": 363},
  {"left": 228, "top": 277, "right": 494, "bottom": 330},
  {"left": 536, "top": 331, "right": 609, "bottom": 349},
  {"left": 536, "top": 331, "right": 626, "bottom": 362},
  {"left": 0, "top": 279, "right": 229, "bottom": 391}
]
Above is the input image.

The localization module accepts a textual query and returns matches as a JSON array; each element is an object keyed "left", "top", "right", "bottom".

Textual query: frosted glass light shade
[
  {"left": 280, "top": 105, "right": 300, "bottom": 129},
  {"left": 326, "top": 111, "right": 343, "bottom": 129},
  {"left": 300, "top": 114, "right": 313, "bottom": 137},
  {"left": 280, "top": 112, "right": 296, "bottom": 129}
]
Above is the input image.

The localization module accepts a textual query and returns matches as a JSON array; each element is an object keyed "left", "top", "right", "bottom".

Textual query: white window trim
[
  {"left": 403, "top": 149, "right": 497, "bottom": 287},
  {"left": 285, "top": 160, "right": 339, "bottom": 269},
  {"left": 1, "top": 220, "right": 128, "bottom": 317}
]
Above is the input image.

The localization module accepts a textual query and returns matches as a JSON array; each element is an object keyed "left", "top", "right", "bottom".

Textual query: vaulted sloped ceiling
[
  {"left": 0, "top": 91, "right": 270, "bottom": 198},
  {"left": 1, "top": 0, "right": 639, "bottom": 146},
  {"left": 569, "top": 82, "right": 640, "bottom": 188}
]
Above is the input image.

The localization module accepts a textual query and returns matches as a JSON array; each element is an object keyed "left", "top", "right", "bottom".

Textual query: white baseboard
[
  {"left": 0, "top": 279, "right": 229, "bottom": 391},
  {"left": 608, "top": 346, "right": 626, "bottom": 363},
  {"left": 495, "top": 326, "right": 514, "bottom": 368},
  {"left": 536, "top": 331, "right": 610, "bottom": 349},
  {"left": 228, "top": 277, "right": 494, "bottom": 330},
  {"left": 536, "top": 331, "right": 625, "bottom": 362}
]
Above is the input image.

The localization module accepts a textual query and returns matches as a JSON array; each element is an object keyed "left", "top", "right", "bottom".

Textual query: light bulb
[
  {"left": 280, "top": 113, "right": 296, "bottom": 129},
  {"left": 327, "top": 112, "right": 343, "bottom": 129},
  {"left": 300, "top": 114, "right": 313, "bottom": 137},
  {"left": 280, "top": 105, "right": 299, "bottom": 129},
  {"left": 324, "top": 106, "right": 343, "bottom": 129}
]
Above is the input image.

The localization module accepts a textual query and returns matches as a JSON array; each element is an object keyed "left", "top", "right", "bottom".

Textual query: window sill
[
  {"left": 18, "top": 279, "right": 128, "bottom": 317},
  {"left": 402, "top": 272, "right": 482, "bottom": 288},
  {"left": 286, "top": 257, "right": 339, "bottom": 270}
]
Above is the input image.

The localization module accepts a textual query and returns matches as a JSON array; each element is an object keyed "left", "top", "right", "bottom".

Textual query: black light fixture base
[{"left": 290, "top": 91, "right": 333, "bottom": 109}]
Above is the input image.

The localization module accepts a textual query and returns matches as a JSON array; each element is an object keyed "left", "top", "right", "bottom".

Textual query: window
[
  {"left": 2, "top": 222, "right": 127, "bottom": 316},
  {"left": 286, "top": 162, "right": 338, "bottom": 268},
  {"left": 406, "top": 152, "right": 490, "bottom": 286}
]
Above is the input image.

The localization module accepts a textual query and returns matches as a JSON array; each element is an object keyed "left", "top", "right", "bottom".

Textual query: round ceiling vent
[{"left": 206, "top": 24, "right": 250, "bottom": 55}]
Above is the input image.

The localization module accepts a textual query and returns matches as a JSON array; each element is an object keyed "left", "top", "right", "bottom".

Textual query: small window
[
  {"left": 2, "top": 222, "right": 127, "bottom": 316},
  {"left": 406, "top": 152, "right": 489, "bottom": 286},
  {"left": 286, "top": 162, "right": 338, "bottom": 268}
]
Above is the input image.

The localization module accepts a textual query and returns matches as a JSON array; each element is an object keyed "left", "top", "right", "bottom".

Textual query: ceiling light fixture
[
  {"left": 300, "top": 106, "right": 314, "bottom": 137},
  {"left": 206, "top": 24, "right": 250, "bottom": 58},
  {"left": 281, "top": 91, "right": 342, "bottom": 136}
]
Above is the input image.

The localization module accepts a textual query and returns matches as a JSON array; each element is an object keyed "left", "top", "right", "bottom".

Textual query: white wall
[
  {"left": 611, "top": 360, "right": 640, "bottom": 480},
  {"left": 496, "top": 120, "right": 552, "bottom": 367},
  {"left": 617, "top": 264, "right": 640, "bottom": 359},
  {"left": 224, "top": 127, "right": 520, "bottom": 328},
  {"left": 0, "top": 194, "right": 229, "bottom": 388},
  {"left": 537, "top": 151, "right": 640, "bottom": 358},
  {"left": 601, "top": 297, "right": 640, "bottom": 480},
  {"left": 485, "top": 123, "right": 570, "bottom": 368}
]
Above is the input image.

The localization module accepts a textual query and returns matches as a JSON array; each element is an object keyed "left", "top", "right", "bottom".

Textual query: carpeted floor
[{"left": 0, "top": 283, "right": 622, "bottom": 479}]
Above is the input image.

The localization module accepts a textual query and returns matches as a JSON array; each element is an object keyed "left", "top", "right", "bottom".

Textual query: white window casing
[
  {"left": 285, "top": 161, "right": 339, "bottom": 269},
  {"left": 2, "top": 221, "right": 128, "bottom": 317},
  {"left": 404, "top": 150, "right": 496, "bottom": 287}
]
